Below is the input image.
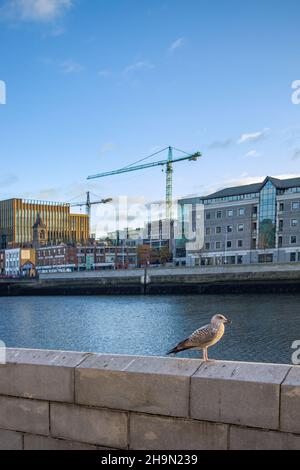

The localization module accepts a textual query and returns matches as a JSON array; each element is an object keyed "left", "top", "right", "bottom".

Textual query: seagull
[{"left": 167, "top": 314, "right": 231, "bottom": 361}]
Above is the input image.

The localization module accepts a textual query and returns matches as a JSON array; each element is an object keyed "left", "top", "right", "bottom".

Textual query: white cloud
[
  {"left": 50, "top": 25, "right": 65, "bottom": 36},
  {"left": 237, "top": 128, "right": 270, "bottom": 144},
  {"left": 169, "top": 37, "right": 186, "bottom": 53},
  {"left": 204, "top": 172, "right": 300, "bottom": 195},
  {"left": 98, "top": 69, "right": 111, "bottom": 78},
  {"left": 0, "top": 0, "right": 73, "bottom": 22},
  {"left": 123, "top": 61, "right": 154, "bottom": 75},
  {"left": 100, "top": 143, "right": 115, "bottom": 154},
  {"left": 244, "top": 150, "right": 260, "bottom": 158},
  {"left": 208, "top": 139, "right": 234, "bottom": 149},
  {"left": 60, "top": 59, "right": 83, "bottom": 74}
]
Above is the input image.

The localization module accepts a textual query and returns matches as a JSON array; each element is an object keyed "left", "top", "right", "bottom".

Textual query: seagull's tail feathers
[{"left": 167, "top": 338, "right": 193, "bottom": 355}]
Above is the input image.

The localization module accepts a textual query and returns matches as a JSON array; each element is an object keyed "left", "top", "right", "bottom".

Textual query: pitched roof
[{"left": 201, "top": 176, "right": 300, "bottom": 200}]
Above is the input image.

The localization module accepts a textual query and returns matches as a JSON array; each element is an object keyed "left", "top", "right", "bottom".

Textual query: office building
[
  {"left": 178, "top": 176, "right": 300, "bottom": 265},
  {"left": 0, "top": 198, "right": 89, "bottom": 248}
]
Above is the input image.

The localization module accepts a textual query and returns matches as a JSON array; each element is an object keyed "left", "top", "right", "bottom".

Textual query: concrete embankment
[
  {"left": 0, "top": 348, "right": 299, "bottom": 450},
  {"left": 1, "top": 264, "right": 300, "bottom": 295}
]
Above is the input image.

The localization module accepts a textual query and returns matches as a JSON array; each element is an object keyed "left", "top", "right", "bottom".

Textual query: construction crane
[
  {"left": 87, "top": 146, "right": 201, "bottom": 220},
  {"left": 69, "top": 191, "right": 112, "bottom": 234}
]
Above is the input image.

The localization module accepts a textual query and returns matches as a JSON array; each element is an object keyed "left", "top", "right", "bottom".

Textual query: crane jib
[{"left": 87, "top": 152, "right": 201, "bottom": 180}]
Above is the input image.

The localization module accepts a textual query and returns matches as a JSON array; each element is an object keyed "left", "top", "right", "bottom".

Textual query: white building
[{"left": 5, "top": 248, "right": 35, "bottom": 276}]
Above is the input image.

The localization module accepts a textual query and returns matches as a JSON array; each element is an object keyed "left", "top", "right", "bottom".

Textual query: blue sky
[{"left": 1, "top": 0, "right": 300, "bottom": 231}]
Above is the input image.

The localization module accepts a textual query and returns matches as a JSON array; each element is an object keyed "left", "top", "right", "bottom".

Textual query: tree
[{"left": 159, "top": 246, "right": 171, "bottom": 265}]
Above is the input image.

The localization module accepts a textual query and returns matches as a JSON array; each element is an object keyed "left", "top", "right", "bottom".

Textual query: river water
[{"left": 0, "top": 294, "right": 299, "bottom": 364}]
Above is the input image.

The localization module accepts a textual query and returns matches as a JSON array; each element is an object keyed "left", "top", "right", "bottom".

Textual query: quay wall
[
  {"left": 0, "top": 349, "right": 299, "bottom": 450},
  {"left": 2, "top": 264, "right": 300, "bottom": 295}
]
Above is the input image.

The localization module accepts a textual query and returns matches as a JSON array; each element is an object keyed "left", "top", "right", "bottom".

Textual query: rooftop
[{"left": 201, "top": 176, "right": 300, "bottom": 200}]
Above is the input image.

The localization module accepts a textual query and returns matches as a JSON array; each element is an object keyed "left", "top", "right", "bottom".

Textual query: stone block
[
  {"left": 280, "top": 366, "right": 300, "bottom": 433},
  {"left": 50, "top": 403, "right": 128, "bottom": 449},
  {"left": 191, "top": 361, "right": 290, "bottom": 429},
  {"left": 129, "top": 413, "right": 228, "bottom": 450},
  {"left": 230, "top": 425, "right": 300, "bottom": 450},
  {"left": 0, "top": 429, "right": 23, "bottom": 450},
  {"left": 76, "top": 354, "right": 202, "bottom": 417},
  {"left": 24, "top": 434, "right": 100, "bottom": 450},
  {"left": 0, "top": 396, "right": 49, "bottom": 435},
  {"left": 0, "top": 348, "right": 90, "bottom": 402}
]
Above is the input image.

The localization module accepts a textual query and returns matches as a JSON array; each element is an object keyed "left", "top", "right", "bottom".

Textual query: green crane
[
  {"left": 87, "top": 146, "right": 201, "bottom": 219},
  {"left": 69, "top": 192, "right": 112, "bottom": 235}
]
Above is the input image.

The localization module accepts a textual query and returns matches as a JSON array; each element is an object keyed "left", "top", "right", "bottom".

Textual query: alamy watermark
[
  {"left": 94, "top": 196, "right": 205, "bottom": 250},
  {"left": 291, "top": 80, "right": 300, "bottom": 105},
  {"left": 0, "top": 80, "right": 6, "bottom": 105},
  {"left": 291, "top": 340, "right": 300, "bottom": 365},
  {"left": 0, "top": 341, "right": 6, "bottom": 364}
]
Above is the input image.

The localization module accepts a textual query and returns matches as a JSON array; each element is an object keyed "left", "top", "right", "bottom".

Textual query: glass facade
[
  {"left": 258, "top": 180, "right": 276, "bottom": 248},
  {"left": 0, "top": 199, "right": 89, "bottom": 247},
  {"left": 203, "top": 192, "right": 259, "bottom": 205}
]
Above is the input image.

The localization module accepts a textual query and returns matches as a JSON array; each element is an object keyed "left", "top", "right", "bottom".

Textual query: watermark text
[
  {"left": 291, "top": 80, "right": 300, "bottom": 105},
  {"left": 291, "top": 340, "right": 300, "bottom": 365},
  {"left": 0, "top": 80, "right": 6, "bottom": 105}
]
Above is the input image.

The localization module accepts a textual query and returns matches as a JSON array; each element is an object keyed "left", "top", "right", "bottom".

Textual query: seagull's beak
[{"left": 225, "top": 318, "right": 232, "bottom": 324}]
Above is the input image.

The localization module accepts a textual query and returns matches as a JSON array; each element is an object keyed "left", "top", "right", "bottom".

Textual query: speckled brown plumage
[{"left": 167, "top": 314, "right": 230, "bottom": 361}]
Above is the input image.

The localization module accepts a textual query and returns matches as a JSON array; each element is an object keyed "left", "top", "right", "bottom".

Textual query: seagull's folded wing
[{"left": 185, "top": 324, "right": 217, "bottom": 348}]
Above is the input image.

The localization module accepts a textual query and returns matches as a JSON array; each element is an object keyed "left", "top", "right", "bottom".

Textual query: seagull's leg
[
  {"left": 203, "top": 348, "right": 207, "bottom": 361},
  {"left": 205, "top": 348, "right": 215, "bottom": 363}
]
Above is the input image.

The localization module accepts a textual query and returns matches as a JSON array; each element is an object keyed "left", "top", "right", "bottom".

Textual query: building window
[
  {"left": 216, "top": 241, "right": 221, "bottom": 249},
  {"left": 237, "top": 240, "right": 243, "bottom": 248},
  {"left": 291, "top": 236, "right": 297, "bottom": 244},
  {"left": 205, "top": 227, "right": 211, "bottom": 235},
  {"left": 216, "top": 211, "right": 222, "bottom": 219},
  {"left": 205, "top": 242, "right": 210, "bottom": 250},
  {"left": 227, "top": 241, "right": 232, "bottom": 248},
  {"left": 258, "top": 180, "right": 276, "bottom": 249},
  {"left": 227, "top": 210, "right": 234, "bottom": 217},
  {"left": 291, "top": 219, "right": 298, "bottom": 227},
  {"left": 238, "top": 224, "right": 244, "bottom": 232},
  {"left": 290, "top": 253, "right": 296, "bottom": 262},
  {"left": 216, "top": 226, "right": 221, "bottom": 234},
  {"left": 279, "top": 219, "right": 283, "bottom": 231},
  {"left": 279, "top": 202, "right": 284, "bottom": 212},
  {"left": 237, "top": 255, "right": 243, "bottom": 264},
  {"left": 278, "top": 236, "right": 283, "bottom": 248},
  {"left": 206, "top": 212, "right": 211, "bottom": 220},
  {"left": 292, "top": 202, "right": 299, "bottom": 211},
  {"left": 239, "top": 208, "right": 245, "bottom": 216},
  {"left": 227, "top": 225, "right": 233, "bottom": 233}
]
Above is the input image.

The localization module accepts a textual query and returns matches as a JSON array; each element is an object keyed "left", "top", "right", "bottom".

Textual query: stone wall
[
  {"left": 0, "top": 348, "right": 299, "bottom": 450},
  {"left": 3, "top": 264, "right": 300, "bottom": 295}
]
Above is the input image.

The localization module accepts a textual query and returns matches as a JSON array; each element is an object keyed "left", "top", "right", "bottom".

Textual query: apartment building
[
  {"left": 178, "top": 176, "right": 300, "bottom": 266},
  {"left": 36, "top": 244, "right": 138, "bottom": 273},
  {"left": 4, "top": 248, "right": 36, "bottom": 276}
]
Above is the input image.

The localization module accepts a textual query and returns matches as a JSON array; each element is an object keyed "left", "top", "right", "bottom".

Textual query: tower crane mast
[{"left": 69, "top": 192, "right": 112, "bottom": 235}]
